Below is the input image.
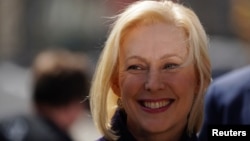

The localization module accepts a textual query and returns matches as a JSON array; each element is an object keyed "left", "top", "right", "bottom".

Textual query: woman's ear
[
  {"left": 195, "top": 83, "right": 199, "bottom": 95},
  {"left": 195, "top": 77, "right": 201, "bottom": 95},
  {"left": 111, "top": 75, "right": 120, "bottom": 97}
]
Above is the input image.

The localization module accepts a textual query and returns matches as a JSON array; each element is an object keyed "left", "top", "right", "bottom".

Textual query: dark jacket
[
  {"left": 0, "top": 115, "right": 73, "bottom": 141},
  {"left": 198, "top": 65, "right": 250, "bottom": 141},
  {"left": 98, "top": 109, "right": 198, "bottom": 141}
]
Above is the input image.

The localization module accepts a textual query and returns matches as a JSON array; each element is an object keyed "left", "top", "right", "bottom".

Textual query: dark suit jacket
[{"left": 198, "top": 65, "right": 250, "bottom": 141}]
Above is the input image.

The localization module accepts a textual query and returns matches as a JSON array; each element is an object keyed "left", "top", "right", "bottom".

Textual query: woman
[{"left": 90, "top": 0, "right": 211, "bottom": 141}]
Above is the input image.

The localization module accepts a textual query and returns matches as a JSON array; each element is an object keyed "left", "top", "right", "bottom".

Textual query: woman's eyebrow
[
  {"left": 160, "top": 54, "right": 183, "bottom": 60},
  {"left": 125, "top": 56, "right": 148, "bottom": 63}
]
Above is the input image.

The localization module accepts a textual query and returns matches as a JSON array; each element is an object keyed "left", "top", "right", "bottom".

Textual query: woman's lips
[{"left": 138, "top": 99, "right": 174, "bottom": 113}]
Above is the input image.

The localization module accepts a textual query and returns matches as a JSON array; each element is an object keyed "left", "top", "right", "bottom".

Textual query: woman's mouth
[{"left": 139, "top": 99, "right": 174, "bottom": 113}]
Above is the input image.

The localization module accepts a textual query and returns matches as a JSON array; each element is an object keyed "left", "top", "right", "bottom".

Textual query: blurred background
[{"left": 0, "top": 0, "right": 249, "bottom": 140}]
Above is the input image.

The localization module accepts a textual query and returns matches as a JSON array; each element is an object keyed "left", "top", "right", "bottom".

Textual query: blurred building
[
  {"left": 182, "top": 0, "right": 250, "bottom": 78},
  {"left": 0, "top": 0, "right": 107, "bottom": 67}
]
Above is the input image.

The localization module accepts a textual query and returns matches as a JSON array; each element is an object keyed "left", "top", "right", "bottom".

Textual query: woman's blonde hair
[{"left": 90, "top": 0, "right": 211, "bottom": 140}]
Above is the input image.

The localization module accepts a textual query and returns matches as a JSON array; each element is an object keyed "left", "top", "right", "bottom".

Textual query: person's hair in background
[
  {"left": 90, "top": 0, "right": 211, "bottom": 141},
  {"left": 31, "top": 48, "right": 90, "bottom": 129}
]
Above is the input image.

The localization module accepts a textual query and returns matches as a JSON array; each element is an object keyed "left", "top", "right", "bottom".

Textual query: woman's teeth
[{"left": 143, "top": 100, "right": 170, "bottom": 109}]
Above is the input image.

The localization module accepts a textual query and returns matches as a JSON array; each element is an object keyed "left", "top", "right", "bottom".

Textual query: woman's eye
[
  {"left": 127, "top": 65, "right": 142, "bottom": 70},
  {"left": 164, "top": 63, "right": 179, "bottom": 69}
]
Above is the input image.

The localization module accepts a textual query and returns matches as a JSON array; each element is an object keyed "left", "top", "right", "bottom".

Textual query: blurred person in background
[
  {"left": 198, "top": 65, "right": 250, "bottom": 141},
  {"left": 0, "top": 48, "right": 90, "bottom": 141},
  {"left": 198, "top": 0, "right": 250, "bottom": 140},
  {"left": 90, "top": 0, "right": 211, "bottom": 141}
]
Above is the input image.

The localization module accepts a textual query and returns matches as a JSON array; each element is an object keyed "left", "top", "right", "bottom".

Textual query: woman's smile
[{"left": 138, "top": 98, "right": 175, "bottom": 113}]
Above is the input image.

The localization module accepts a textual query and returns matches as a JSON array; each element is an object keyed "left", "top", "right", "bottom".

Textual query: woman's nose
[{"left": 144, "top": 71, "right": 165, "bottom": 92}]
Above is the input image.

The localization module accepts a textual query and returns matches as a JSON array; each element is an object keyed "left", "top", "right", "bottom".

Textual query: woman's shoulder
[
  {"left": 180, "top": 132, "right": 198, "bottom": 141},
  {"left": 185, "top": 133, "right": 198, "bottom": 141}
]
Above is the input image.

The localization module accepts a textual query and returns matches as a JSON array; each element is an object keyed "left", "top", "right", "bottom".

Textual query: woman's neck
[{"left": 128, "top": 121, "right": 186, "bottom": 141}]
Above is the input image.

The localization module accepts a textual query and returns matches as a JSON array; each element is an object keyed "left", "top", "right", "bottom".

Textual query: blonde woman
[{"left": 90, "top": 0, "right": 211, "bottom": 141}]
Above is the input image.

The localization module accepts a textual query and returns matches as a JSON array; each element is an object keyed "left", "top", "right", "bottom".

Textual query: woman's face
[{"left": 117, "top": 23, "right": 198, "bottom": 136}]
